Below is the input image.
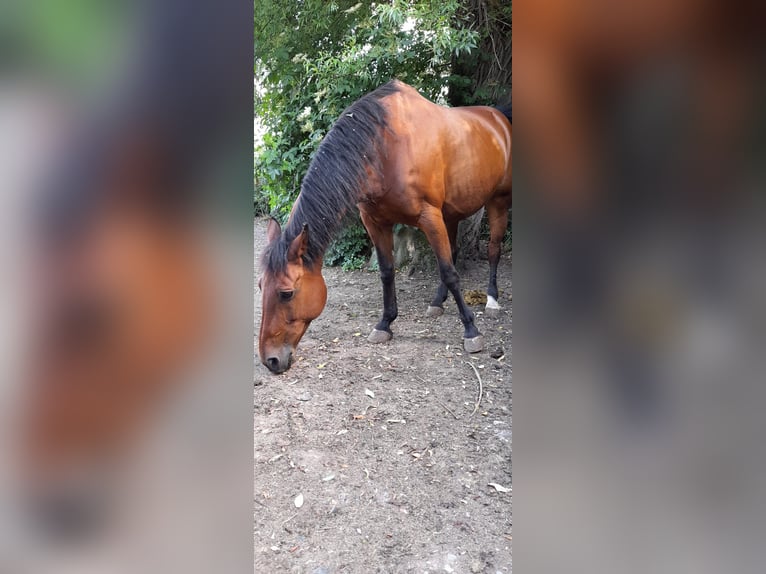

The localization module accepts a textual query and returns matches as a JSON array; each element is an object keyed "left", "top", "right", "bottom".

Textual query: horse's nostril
[{"left": 266, "top": 357, "right": 280, "bottom": 372}]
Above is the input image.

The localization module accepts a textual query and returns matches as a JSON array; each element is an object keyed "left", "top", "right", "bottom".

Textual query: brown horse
[{"left": 258, "top": 80, "right": 512, "bottom": 374}]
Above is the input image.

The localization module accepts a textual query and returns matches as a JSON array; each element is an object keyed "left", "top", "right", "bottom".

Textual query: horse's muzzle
[{"left": 262, "top": 347, "right": 293, "bottom": 374}]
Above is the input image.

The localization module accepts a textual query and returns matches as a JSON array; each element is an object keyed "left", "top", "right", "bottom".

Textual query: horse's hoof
[
  {"left": 426, "top": 305, "right": 444, "bottom": 318},
  {"left": 485, "top": 295, "right": 501, "bottom": 318},
  {"left": 368, "top": 329, "right": 392, "bottom": 344},
  {"left": 463, "top": 335, "right": 485, "bottom": 354}
]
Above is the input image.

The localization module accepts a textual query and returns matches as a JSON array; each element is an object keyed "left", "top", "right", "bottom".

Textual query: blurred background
[
  {"left": 0, "top": 1, "right": 253, "bottom": 572},
  {"left": 514, "top": 0, "right": 766, "bottom": 572}
]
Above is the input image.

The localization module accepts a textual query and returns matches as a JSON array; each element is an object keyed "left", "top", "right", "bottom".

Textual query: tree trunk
[
  {"left": 448, "top": 0, "right": 512, "bottom": 106},
  {"left": 456, "top": 208, "right": 485, "bottom": 269}
]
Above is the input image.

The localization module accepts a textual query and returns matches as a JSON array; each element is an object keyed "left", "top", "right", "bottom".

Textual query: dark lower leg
[
  {"left": 375, "top": 247, "right": 398, "bottom": 333},
  {"left": 429, "top": 248, "right": 456, "bottom": 308},
  {"left": 359, "top": 213, "right": 397, "bottom": 339},
  {"left": 438, "top": 259, "right": 480, "bottom": 339},
  {"left": 487, "top": 245, "right": 501, "bottom": 301},
  {"left": 421, "top": 209, "right": 481, "bottom": 342},
  {"left": 429, "top": 281, "right": 450, "bottom": 308},
  {"left": 486, "top": 204, "right": 508, "bottom": 306},
  {"left": 429, "top": 220, "right": 458, "bottom": 308}
]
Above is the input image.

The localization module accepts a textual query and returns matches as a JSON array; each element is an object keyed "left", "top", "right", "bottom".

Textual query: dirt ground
[{"left": 254, "top": 218, "right": 512, "bottom": 574}]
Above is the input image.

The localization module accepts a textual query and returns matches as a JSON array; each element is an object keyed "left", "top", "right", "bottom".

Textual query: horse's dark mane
[{"left": 264, "top": 80, "right": 400, "bottom": 273}]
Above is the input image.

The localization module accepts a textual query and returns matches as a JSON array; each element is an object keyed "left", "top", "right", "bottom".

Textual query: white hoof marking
[{"left": 486, "top": 296, "right": 501, "bottom": 310}]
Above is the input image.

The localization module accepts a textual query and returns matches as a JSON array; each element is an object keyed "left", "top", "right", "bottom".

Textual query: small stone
[
  {"left": 297, "top": 391, "right": 312, "bottom": 401},
  {"left": 470, "top": 559, "right": 483, "bottom": 573},
  {"left": 490, "top": 347, "right": 504, "bottom": 359}
]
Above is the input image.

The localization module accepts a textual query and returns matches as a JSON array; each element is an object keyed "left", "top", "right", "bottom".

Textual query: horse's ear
[
  {"left": 287, "top": 224, "right": 309, "bottom": 263},
  {"left": 266, "top": 218, "right": 281, "bottom": 243}
]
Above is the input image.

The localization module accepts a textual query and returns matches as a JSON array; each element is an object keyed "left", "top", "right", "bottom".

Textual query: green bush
[
  {"left": 254, "top": 0, "right": 479, "bottom": 227},
  {"left": 323, "top": 220, "right": 372, "bottom": 271}
]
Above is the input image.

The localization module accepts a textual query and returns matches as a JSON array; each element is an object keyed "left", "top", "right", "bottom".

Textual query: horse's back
[{"left": 379, "top": 83, "right": 511, "bottom": 219}]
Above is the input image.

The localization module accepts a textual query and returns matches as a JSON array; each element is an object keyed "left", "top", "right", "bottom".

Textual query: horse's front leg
[
  {"left": 419, "top": 208, "right": 484, "bottom": 353},
  {"left": 426, "top": 217, "right": 458, "bottom": 318},
  {"left": 360, "top": 213, "right": 397, "bottom": 343}
]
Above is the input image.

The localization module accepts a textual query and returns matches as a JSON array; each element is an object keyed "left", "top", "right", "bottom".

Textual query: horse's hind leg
[
  {"left": 360, "top": 213, "right": 397, "bottom": 343},
  {"left": 419, "top": 208, "right": 483, "bottom": 353},
  {"left": 485, "top": 199, "right": 510, "bottom": 318},
  {"left": 426, "top": 217, "right": 458, "bottom": 318}
]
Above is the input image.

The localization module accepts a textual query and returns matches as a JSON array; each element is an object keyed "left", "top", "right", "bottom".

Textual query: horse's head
[{"left": 258, "top": 219, "right": 327, "bottom": 374}]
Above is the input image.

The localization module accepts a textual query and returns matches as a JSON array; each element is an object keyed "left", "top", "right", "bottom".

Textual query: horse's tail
[{"left": 496, "top": 103, "right": 512, "bottom": 125}]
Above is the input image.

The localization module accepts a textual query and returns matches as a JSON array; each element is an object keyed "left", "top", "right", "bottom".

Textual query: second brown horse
[{"left": 259, "top": 80, "right": 511, "bottom": 374}]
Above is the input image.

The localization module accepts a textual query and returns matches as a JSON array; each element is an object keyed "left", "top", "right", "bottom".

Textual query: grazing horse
[{"left": 258, "top": 80, "right": 511, "bottom": 374}]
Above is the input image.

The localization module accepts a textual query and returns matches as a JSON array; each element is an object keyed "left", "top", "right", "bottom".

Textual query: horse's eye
[{"left": 278, "top": 290, "right": 295, "bottom": 302}]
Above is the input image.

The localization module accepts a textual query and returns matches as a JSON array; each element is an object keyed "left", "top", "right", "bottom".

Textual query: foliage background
[{"left": 254, "top": 0, "right": 511, "bottom": 268}]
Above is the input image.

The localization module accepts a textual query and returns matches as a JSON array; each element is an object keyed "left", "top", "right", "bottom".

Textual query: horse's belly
[
  {"left": 440, "top": 128, "right": 509, "bottom": 217},
  {"left": 443, "top": 171, "right": 506, "bottom": 218}
]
